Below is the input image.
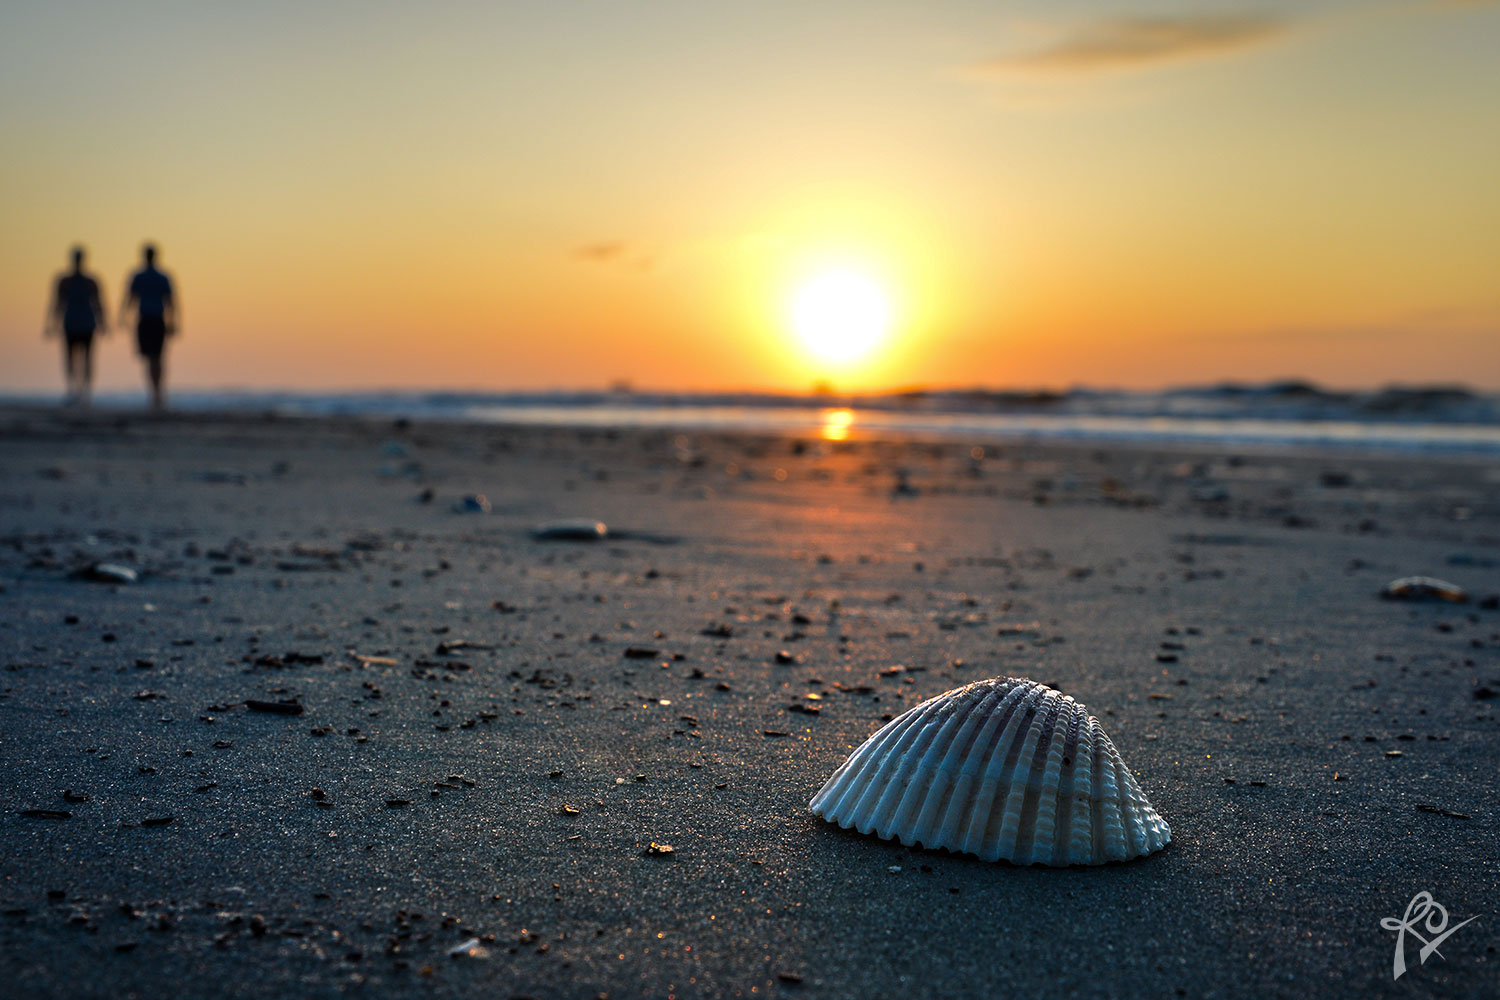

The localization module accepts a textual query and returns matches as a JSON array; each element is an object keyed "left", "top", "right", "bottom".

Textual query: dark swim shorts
[
  {"left": 63, "top": 326, "right": 96, "bottom": 344},
  {"left": 137, "top": 316, "right": 167, "bottom": 358}
]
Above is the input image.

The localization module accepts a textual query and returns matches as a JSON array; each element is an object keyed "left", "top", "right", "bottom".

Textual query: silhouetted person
[
  {"left": 45, "top": 246, "right": 108, "bottom": 407},
  {"left": 119, "top": 243, "right": 178, "bottom": 412}
]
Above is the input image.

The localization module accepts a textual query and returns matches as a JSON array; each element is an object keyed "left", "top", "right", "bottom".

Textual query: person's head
[
  {"left": 142, "top": 243, "right": 157, "bottom": 266},
  {"left": 70, "top": 245, "right": 85, "bottom": 270}
]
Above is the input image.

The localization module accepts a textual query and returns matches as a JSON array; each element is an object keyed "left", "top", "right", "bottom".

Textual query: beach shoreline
[{"left": 0, "top": 404, "right": 1495, "bottom": 998}]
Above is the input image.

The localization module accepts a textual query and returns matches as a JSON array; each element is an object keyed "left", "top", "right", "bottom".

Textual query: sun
[{"left": 788, "top": 268, "right": 893, "bottom": 366}]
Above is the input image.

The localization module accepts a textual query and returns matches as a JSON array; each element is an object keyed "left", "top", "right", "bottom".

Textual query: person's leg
[
  {"left": 62, "top": 340, "right": 78, "bottom": 402},
  {"left": 147, "top": 354, "right": 164, "bottom": 411},
  {"left": 63, "top": 339, "right": 89, "bottom": 405},
  {"left": 77, "top": 339, "right": 93, "bottom": 407}
]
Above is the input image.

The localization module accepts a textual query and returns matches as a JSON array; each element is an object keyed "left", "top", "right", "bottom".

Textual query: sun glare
[{"left": 789, "top": 269, "right": 893, "bottom": 366}]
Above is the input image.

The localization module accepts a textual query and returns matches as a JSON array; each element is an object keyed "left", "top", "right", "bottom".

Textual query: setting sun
[{"left": 789, "top": 268, "right": 893, "bottom": 366}]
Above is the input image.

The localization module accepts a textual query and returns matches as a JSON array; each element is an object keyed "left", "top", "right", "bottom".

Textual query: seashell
[
  {"left": 810, "top": 677, "right": 1170, "bottom": 866},
  {"left": 1380, "top": 576, "right": 1467, "bottom": 603},
  {"left": 83, "top": 562, "right": 138, "bottom": 584},
  {"left": 532, "top": 519, "right": 608, "bottom": 541}
]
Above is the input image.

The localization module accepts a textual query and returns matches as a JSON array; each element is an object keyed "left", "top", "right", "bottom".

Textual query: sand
[{"left": 0, "top": 404, "right": 1495, "bottom": 998}]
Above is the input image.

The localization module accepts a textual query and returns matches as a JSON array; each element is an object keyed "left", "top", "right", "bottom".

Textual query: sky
[{"left": 2, "top": 0, "right": 1498, "bottom": 394}]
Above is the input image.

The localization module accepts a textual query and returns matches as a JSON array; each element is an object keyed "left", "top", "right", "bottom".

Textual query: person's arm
[
  {"left": 118, "top": 274, "right": 135, "bottom": 328},
  {"left": 44, "top": 277, "right": 61, "bottom": 338},
  {"left": 93, "top": 279, "right": 109, "bottom": 335},
  {"left": 165, "top": 278, "right": 178, "bottom": 336}
]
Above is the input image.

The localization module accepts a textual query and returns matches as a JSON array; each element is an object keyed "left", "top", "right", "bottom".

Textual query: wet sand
[{"left": 0, "top": 405, "right": 1496, "bottom": 998}]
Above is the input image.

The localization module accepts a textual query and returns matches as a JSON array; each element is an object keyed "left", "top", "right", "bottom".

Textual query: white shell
[
  {"left": 87, "top": 562, "right": 138, "bottom": 584},
  {"left": 810, "top": 677, "right": 1171, "bottom": 866}
]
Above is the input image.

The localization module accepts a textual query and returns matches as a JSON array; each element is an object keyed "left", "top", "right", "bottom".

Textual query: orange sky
[{"left": 2, "top": 1, "right": 1498, "bottom": 394}]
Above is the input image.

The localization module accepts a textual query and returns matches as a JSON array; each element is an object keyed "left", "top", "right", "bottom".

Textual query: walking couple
[{"left": 46, "top": 243, "right": 178, "bottom": 411}]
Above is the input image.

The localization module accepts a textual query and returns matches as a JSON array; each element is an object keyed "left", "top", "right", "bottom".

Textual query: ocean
[{"left": 19, "top": 382, "right": 1500, "bottom": 454}]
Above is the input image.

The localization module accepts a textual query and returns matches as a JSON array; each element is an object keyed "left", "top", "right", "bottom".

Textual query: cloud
[
  {"left": 573, "top": 241, "right": 628, "bottom": 262},
  {"left": 572, "top": 241, "right": 653, "bottom": 271},
  {"left": 972, "top": 15, "right": 1292, "bottom": 75}
]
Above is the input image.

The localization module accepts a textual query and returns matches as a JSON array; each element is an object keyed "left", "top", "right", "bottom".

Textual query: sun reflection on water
[{"left": 820, "top": 408, "right": 854, "bottom": 441}]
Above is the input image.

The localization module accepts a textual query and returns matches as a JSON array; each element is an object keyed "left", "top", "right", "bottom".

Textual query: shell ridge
[
  {"left": 810, "top": 709, "right": 897, "bottom": 813},
  {"left": 967, "top": 682, "right": 1046, "bottom": 859},
  {"left": 866, "top": 700, "right": 960, "bottom": 839},
  {"left": 1110, "top": 739, "right": 1156, "bottom": 857},
  {"left": 933, "top": 681, "right": 1013, "bottom": 776},
  {"left": 1031, "top": 695, "right": 1079, "bottom": 865},
  {"left": 1119, "top": 761, "right": 1154, "bottom": 855},
  {"left": 1002, "top": 689, "right": 1062, "bottom": 863},
  {"left": 890, "top": 687, "right": 993, "bottom": 844},
  {"left": 985, "top": 684, "right": 1051, "bottom": 860},
  {"left": 954, "top": 680, "right": 1028, "bottom": 778},
  {"left": 909, "top": 681, "right": 1014, "bottom": 848},
  {"left": 1067, "top": 715, "right": 1098, "bottom": 864},
  {"left": 846, "top": 706, "right": 940, "bottom": 833},
  {"left": 815, "top": 705, "right": 929, "bottom": 824},
  {"left": 1002, "top": 692, "right": 1062, "bottom": 863},
  {"left": 1093, "top": 727, "right": 1128, "bottom": 862},
  {"left": 941, "top": 680, "right": 1031, "bottom": 854},
  {"left": 1050, "top": 703, "right": 1085, "bottom": 866},
  {"left": 1123, "top": 763, "right": 1170, "bottom": 851},
  {"left": 1104, "top": 735, "right": 1141, "bottom": 859},
  {"left": 808, "top": 717, "right": 888, "bottom": 816}
]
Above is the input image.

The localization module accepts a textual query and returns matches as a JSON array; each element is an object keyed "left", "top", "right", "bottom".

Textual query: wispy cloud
[
  {"left": 972, "top": 15, "right": 1292, "bottom": 75},
  {"left": 572, "top": 241, "right": 653, "bottom": 271}
]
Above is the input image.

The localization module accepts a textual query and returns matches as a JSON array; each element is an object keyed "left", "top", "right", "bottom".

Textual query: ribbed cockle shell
[{"left": 809, "top": 677, "right": 1170, "bottom": 866}]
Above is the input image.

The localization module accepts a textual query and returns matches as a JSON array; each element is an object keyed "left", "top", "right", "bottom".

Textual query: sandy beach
[{"left": 0, "top": 405, "right": 1495, "bottom": 998}]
